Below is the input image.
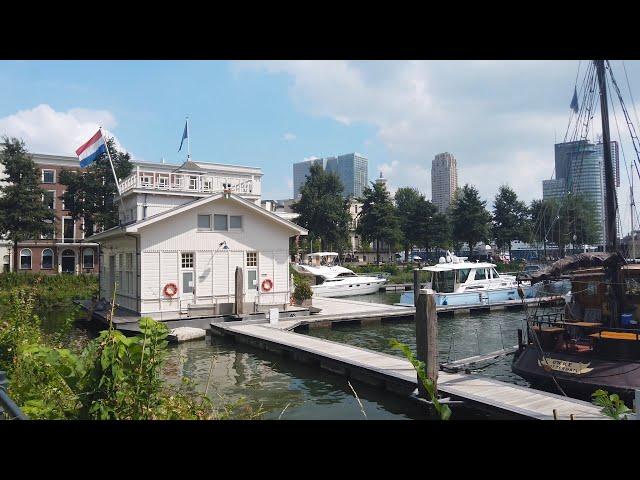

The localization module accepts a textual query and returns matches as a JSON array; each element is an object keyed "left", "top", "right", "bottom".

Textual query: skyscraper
[
  {"left": 542, "top": 140, "right": 619, "bottom": 246},
  {"left": 293, "top": 153, "right": 368, "bottom": 200},
  {"left": 431, "top": 152, "right": 458, "bottom": 213},
  {"left": 293, "top": 157, "right": 325, "bottom": 200}
]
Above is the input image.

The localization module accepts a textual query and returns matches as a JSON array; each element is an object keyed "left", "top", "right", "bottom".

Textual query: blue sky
[
  {"left": 0, "top": 60, "right": 384, "bottom": 200},
  {"left": 3, "top": 60, "right": 640, "bottom": 235}
]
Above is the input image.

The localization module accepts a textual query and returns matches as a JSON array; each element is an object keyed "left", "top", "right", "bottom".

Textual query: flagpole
[
  {"left": 100, "top": 127, "right": 125, "bottom": 225},
  {"left": 186, "top": 115, "right": 191, "bottom": 161}
]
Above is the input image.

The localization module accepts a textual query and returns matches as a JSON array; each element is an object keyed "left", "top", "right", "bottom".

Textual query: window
[
  {"left": 41, "top": 220, "right": 54, "bottom": 240},
  {"left": 158, "top": 175, "right": 169, "bottom": 188},
  {"left": 474, "top": 268, "right": 487, "bottom": 281},
  {"left": 197, "top": 214, "right": 212, "bottom": 230},
  {"left": 140, "top": 174, "right": 153, "bottom": 187},
  {"left": 2, "top": 255, "right": 9, "bottom": 273},
  {"left": 246, "top": 252, "right": 257, "bottom": 267},
  {"left": 63, "top": 217, "right": 74, "bottom": 242},
  {"left": 20, "top": 249, "right": 32, "bottom": 269},
  {"left": 457, "top": 269, "right": 471, "bottom": 283},
  {"left": 42, "top": 169, "right": 55, "bottom": 183},
  {"left": 230, "top": 215, "right": 243, "bottom": 229},
  {"left": 203, "top": 178, "right": 212, "bottom": 191},
  {"left": 181, "top": 252, "right": 193, "bottom": 269},
  {"left": 214, "top": 214, "right": 228, "bottom": 231},
  {"left": 247, "top": 270, "right": 257, "bottom": 290},
  {"left": 41, "top": 249, "right": 54, "bottom": 269},
  {"left": 43, "top": 190, "right": 55, "bottom": 210},
  {"left": 83, "top": 249, "right": 94, "bottom": 269},
  {"left": 188, "top": 176, "right": 198, "bottom": 190}
]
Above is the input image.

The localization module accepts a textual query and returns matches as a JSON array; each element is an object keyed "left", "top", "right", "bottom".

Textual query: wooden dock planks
[{"left": 211, "top": 322, "right": 607, "bottom": 420}]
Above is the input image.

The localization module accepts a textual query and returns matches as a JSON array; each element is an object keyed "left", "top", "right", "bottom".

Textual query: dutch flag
[{"left": 76, "top": 129, "right": 107, "bottom": 168}]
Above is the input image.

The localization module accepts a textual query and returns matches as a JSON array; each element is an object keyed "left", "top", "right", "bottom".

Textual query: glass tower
[{"left": 293, "top": 153, "right": 368, "bottom": 200}]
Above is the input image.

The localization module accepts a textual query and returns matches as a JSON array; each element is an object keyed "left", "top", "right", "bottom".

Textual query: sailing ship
[{"left": 511, "top": 60, "right": 640, "bottom": 402}]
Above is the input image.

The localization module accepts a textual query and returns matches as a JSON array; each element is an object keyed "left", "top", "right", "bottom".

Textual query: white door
[
  {"left": 245, "top": 252, "right": 258, "bottom": 303},
  {"left": 180, "top": 252, "right": 195, "bottom": 311}
]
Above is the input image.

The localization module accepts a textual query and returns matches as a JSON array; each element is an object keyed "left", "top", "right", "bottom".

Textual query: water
[
  {"left": 47, "top": 292, "right": 557, "bottom": 419},
  {"left": 307, "top": 292, "right": 534, "bottom": 387}
]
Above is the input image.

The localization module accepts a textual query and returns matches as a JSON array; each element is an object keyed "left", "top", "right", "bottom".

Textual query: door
[
  {"left": 61, "top": 249, "right": 75, "bottom": 274},
  {"left": 108, "top": 255, "right": 115, "bottom": 298},
  {"left": 245, "top": 252, "right": 258, "bottom": 303},
  {"left": 180, "top": 252, "right": 195, "bottom": 311},
  {"left": 63, "top": 218, "right": 74, "bottom": 243}
]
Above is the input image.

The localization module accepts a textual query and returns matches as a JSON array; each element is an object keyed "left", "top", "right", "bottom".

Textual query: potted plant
[{"left": 293, "top": 280, "right": 313, "bottom": 307}]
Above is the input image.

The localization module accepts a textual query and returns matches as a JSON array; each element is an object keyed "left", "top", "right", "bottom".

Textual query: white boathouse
[{"left": 89, "top": 160, "right": 307, "bottom": 320}]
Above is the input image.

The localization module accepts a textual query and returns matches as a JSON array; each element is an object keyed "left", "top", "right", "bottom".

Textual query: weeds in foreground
[
  {"left": 591, "top": 389, "right": 633, "bottom": 420},
  {"left": 390, "top": 339, "right": 451, "bottom": 420}
]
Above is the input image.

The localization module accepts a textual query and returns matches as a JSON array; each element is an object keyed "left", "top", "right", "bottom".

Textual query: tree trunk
[
  {"left": 405, "top": 244, "right": 409, "bottom": 265},
  {"left": 12, "top": 240, "right": 18, "bottom": 273},
  {"left": 376, "top": 238, "right": 380, "bottom": 264}
]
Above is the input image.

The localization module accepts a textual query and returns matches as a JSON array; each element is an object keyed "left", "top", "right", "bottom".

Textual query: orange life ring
[
  {"left": 261, "top": 278, "right": 273, "bottom": 292},
  {"left": 163, "top": 283, "right": 178, "bottom": 297}
]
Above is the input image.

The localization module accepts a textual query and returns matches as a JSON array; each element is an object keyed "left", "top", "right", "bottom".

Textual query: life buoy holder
[
  {"left": 261, "top": 278, "right": 273, "bottom": 292},
  {"left": 163, "top": 283, "right": 178, "bottom": 297}
]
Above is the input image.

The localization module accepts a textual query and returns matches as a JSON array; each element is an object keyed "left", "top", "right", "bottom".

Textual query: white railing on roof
[{"left": 118, "top": 169, "right": 260, "bottom": 196}]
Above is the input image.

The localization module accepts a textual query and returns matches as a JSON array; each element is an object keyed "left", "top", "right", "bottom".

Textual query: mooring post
[
  {"left": 413, "top": 269, "right": 420, "bottom": 307},
  {"left": 415, "top": 289, "right": 438, "bottom": 397},
  {"left": 235, "top": 266, "right": 244, "bottom": 315}
]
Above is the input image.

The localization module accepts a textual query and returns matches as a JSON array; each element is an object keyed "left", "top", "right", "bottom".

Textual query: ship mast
[{"left": 595, "top": 60, "right": 618, "bottom": 252}]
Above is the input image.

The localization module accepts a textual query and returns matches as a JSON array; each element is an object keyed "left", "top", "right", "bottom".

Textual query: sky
[{"left": 2, "top": 60, "right": 640, "bottom": 234}]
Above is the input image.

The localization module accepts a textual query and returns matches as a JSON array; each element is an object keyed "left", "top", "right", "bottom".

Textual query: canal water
[{"left": 59, "top": 292, "right": 561, "bottom": 419}]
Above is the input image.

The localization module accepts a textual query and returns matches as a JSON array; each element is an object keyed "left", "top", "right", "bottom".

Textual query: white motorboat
[
  {"left": 293, "top": 252, "right": 387, "bottom": 297},
  {"left": 399, "top": 251, "right": 567, "bottom": 306}
]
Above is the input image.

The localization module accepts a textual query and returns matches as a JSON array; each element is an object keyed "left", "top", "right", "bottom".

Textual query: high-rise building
[
  {"left": 542, "top": 140, "right": 619, "bottom": 246},
  {"left": 292, "top": 157, "right": 325, "bottom": 200},
  {"left": 293, "top": 153, "right": 368, "bottom": 200},
  {"left": 431, "top": 152, "right": 458, "bottom": 213}
]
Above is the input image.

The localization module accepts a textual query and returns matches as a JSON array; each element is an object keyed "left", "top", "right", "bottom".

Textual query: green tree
[
  {"left": 291, "top": 163, "right": 351, "bottom": 253},
  {"left": 492, "top": 185, "right": 529, "bottom": 260},
  {"left": 356, "top": 181, "right": 401, "bottom": 264},
  {"left": 450, "top": 184, "right": 491, "bottom": 256},
  {"left": 394, "top": 187, "right": 424, "bottom": 262},
  {"left": 411, "top": 197, "right": 451, "bottom": 255},
  {"left": 529, "top": 198, "right": 556, "bottom": 259},
  {"left": 59, "top": 137, "right": 133, "bottom": 235},
  {"left": 0, "top": 138, "right": 55, "bottom": 271}
]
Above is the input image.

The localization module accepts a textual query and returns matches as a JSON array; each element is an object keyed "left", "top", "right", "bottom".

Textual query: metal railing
[
  {"left": 118, "top": 170, "right": 259, "bottom": 196},
  {"left": 0, "top": 371, "right": 27, "bottom": 420}
]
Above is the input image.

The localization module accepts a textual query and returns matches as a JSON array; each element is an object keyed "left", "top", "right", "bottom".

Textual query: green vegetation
[
  {"left": 492, "top": 185, "right": 529, "bottom": 260},
  {"left": 450, "top": 184, "right": 492, "bottom": 256},
  {"left": 60, "top": 137, "right": 133, "bottom": 234},
  {"left": 0, "top": 280, "right": 264, "bottom": 420},
  {"left": 0, "top": 137, "right": 56, "bottom": 271},
  {"left": 591, "top": 389, "right": 633, "bottom": 420},
  {"left": 390, "top": 339, "right": 451, "bottom": 420},
  {"left": 291, "top": 163, "right": 351, "bottom": 253},
  {"left": 0, "top": 273, "right": 98, "bottom": 309},
  {"left": 293, "top": 280, "right": 313, "bottom": 303},
  {"left": 356, "top": 181, "right": 401, "bottom": 264}
]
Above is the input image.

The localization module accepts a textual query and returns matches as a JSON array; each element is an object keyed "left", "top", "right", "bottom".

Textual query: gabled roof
[{"left": 88, "top": 192, "right": 307, "bottom": 242}]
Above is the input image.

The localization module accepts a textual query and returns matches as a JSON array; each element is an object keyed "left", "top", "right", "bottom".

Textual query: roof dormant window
[
  {"left": 197, "top": 214, "right": 212, "bottom": 231},
  {"left": 42, "top": 169, "right": 55, "bottom": 184}
]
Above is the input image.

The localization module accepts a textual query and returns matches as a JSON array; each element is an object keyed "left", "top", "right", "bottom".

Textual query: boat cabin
[{"left": 419, "top": 261, "right": 507, "bottom": 294}]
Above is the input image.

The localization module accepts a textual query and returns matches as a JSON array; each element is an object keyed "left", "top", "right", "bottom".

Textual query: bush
[{"left": 293, "top": 280, "right": 313, "bottom": 302}]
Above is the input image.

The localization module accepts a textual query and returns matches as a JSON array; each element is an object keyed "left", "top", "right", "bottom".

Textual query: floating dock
[{"left": 209, "top": 319, "right": 607, "bottom": 420}]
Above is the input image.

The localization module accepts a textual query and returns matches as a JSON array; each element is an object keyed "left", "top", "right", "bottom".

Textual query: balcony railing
[{"left": 118, "top": 169, "right": 260, "bottom": 196}]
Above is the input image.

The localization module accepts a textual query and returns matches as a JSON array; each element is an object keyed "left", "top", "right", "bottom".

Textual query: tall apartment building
[
  {"left": 542, "top": 140, "right": 619, "bottom": 245},
  {"left": 431, "top": 152, "right": 458, "bottom": 213},
  {"left": 292, "top": 153, "right": 368, "bottom": 200}
]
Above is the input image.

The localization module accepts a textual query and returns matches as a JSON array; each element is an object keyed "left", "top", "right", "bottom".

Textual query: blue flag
[
  {"left": 570, "top": 86, "right": 579, "bottom": 113},
  {"left": 178, "top": 120, "right": 188, "bottom": 152}
]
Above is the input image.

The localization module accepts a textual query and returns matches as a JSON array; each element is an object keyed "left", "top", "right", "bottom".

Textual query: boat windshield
[
  {"left": 432, "top": 270, "right": 455, "bottom": 293},
  {"left": 336, "top": 272, "right": 357, "bottom": 277}
]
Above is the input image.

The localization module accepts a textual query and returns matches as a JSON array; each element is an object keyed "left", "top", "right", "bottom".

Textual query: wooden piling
[
  {"left": 415, "top": 290, "right": 438, "bottom": 397},
  {"left": 413, "top": 269, "right": 420, "bottom": 307},
  {"left": 235, "top": 266, "right": 244, "bottom": 315}
]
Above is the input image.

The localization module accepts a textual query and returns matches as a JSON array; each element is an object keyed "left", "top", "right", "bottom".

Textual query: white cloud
[
  {"left": 283, "top": 132, "right": 296, "bottom": 141},
  {"left": 237, "top": 60, "right": 596, "bottom": 204},
  {"left": 0, "top": 104, "right": 127, "bottom": 156}
]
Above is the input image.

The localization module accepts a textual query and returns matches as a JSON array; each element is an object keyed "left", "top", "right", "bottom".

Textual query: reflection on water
[{"left": 48, "top": 291, "right": 556, "bottom": 419}]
